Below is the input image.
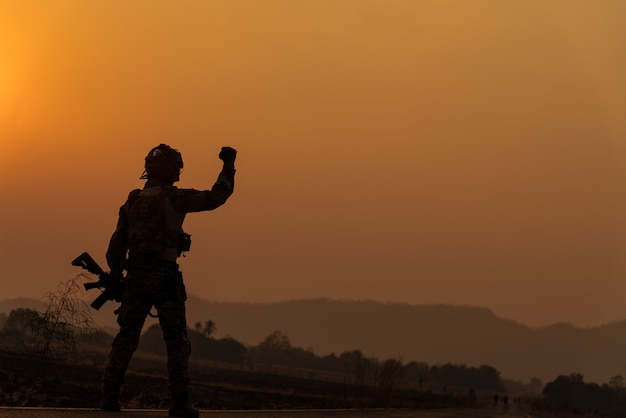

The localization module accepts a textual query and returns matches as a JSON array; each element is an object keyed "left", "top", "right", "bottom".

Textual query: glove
[{"left": 219, "top": 146, "right": 237, "bottom": 163}]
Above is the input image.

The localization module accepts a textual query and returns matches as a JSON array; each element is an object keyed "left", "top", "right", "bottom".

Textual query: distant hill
[
  {"left": 2, "top": 296, "right": 625, "bottom": 384},
  {"left": 0, "top": 297, "right": 46, "bottom": 312},
  {"left": 183, "top": 298, "right": 626, "bottom": 384}
]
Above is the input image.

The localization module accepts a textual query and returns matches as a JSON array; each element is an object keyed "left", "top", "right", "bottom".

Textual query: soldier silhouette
[{"left": 101, "top": 144, "right": 236, "bottom": 417}]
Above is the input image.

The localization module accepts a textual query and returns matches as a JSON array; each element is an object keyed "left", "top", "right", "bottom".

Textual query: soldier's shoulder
[
  {"left": 127, "top": 188, "right": 142, "bottom": 199},
  {"left": 122, "top": 189, "right": 142, "bottom": 208}
]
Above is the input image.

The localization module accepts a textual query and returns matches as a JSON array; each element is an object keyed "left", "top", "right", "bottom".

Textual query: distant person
[{"left": 101, "top": 144, "right": 237, "bottom": 417}]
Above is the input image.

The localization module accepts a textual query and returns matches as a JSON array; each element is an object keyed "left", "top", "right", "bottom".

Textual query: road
[{"left": 0, "top": 407, "right": 542, "bottom": 418}]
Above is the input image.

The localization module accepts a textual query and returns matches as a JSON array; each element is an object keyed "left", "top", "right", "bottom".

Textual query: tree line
[
  {"left": 1, "top": 308, "right": 503, "bottom": 394},
  {"left": 10, "top": 301, "right": 626, "bottom": 416},
  {"left": 4, "top": 277, "right": 624, "bottom": 413}
]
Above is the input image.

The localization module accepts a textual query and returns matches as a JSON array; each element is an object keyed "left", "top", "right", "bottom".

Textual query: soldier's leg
[
  {"left": 157, "top": 298, "right": 198, "bottom": 417},
  {"left": 157, "top": 298, "right": 191, "bottom": 389},
  {"left": 102, "top": 295, "right": 152, "bottom": 409}
]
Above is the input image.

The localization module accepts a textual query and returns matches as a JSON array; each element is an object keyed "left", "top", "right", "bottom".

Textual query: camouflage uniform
[{"left": 102, "top": 157, "right": 235, "bottom": 409}]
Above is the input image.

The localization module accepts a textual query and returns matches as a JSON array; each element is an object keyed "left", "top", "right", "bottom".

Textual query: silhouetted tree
[
  {"left": 194, "top": 320, "right": 217, "bottom": 338},
  {"left": 34, "top": 275, "right": 97, "bottom": 367},
  {"left": 0, "top": 276, "right": 97, "bottom": 374},
  {"left": 403, "top": 361, "right": 430, "bottom": 389},
  {"left": 260, "top": 331, "right": 291, "bottom": 350},
  {"left": 189, "top": 328, "right": 247, "bottom": 363},
  {"left": 1, "top": 308, "right": 42, "bottom": 348},
  {"left": 542, "top": 373, "right": 626, "bottom": 414},
  {"left": 609, "top": 375, "right": 624, "bottom": 390},
  {"left": 209, "top": 337, "right": 247, "bottom": 363},
  {"left": 529, "top": 377, "right": 543, "bottom": 392},
  {"left": 340, "top": 350, "right": 375, "bottom": 387},
  {"left": 373, "top": 358, "right": 403, "bottom": 406},
  {"left": 320, "top": 353, "right": 343, "bottom": 373},
  {"left": 543, "top": 373, "right": 584, "bottom": 409},
  {"left": 252, "top": 331, "right": 294, "bottom": 367},
  {"left": 5, "top": 308, "right": 40, "bottom": 333}
]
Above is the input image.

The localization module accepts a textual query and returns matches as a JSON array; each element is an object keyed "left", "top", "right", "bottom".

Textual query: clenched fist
[{"left": 219, "top": 146, "right": 237, "bottom": 163}]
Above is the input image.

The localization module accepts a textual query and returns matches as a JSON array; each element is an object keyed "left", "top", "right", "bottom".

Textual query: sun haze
[{"left": 1, "top": 1, "right": 626, "bottom": 328}]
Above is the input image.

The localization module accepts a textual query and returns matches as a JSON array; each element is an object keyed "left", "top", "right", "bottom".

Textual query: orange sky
[{"left": 2, "top": 0, "right": 626, "bottom": 327}]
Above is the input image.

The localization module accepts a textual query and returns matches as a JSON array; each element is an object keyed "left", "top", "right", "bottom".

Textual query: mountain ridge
[{"left": 2, "top": 296, "right": 624, "bottom": 384}]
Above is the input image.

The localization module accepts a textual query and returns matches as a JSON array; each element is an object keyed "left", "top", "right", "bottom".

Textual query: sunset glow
[
  {"left": 1, "top": 1, "right": 626, "bottom": 329},
  {"left": 0, "top": 45, "right": 14, "bottom": 133}
]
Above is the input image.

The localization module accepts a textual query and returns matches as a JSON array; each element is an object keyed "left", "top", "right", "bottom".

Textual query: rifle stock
[{"left": 72, "top": 252, "right": 104, "bottom": 276}]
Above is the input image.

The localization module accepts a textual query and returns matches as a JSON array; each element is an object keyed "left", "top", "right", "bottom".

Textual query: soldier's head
[{"left": 141, "top": 144, "right": 184, "bottom": 183}]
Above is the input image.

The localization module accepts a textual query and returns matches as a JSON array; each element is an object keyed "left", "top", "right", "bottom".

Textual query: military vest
[{"left": 126, "top": 186, "right": 188, "bottom": 267}]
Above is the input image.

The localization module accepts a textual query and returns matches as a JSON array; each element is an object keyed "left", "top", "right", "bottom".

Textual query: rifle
[{"left": 71, "top": 252, "right": 124, "bottom": 310}]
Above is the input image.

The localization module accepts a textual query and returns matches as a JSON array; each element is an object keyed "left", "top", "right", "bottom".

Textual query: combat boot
[
  {"left": 101, "top": 383, "right": 121, "bottom": 411},
  {"left": 169, "top": 390, "right": 199, "bottom": 418}
]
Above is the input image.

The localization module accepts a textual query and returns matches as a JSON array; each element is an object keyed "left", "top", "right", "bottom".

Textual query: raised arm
[{"left": 174, "top": 147, "right": 236, "bottom": 213}]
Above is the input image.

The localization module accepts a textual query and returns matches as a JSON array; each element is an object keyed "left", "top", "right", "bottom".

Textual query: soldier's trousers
[{"left": 102, "top": 265, "right": 190, "bottom": 392}]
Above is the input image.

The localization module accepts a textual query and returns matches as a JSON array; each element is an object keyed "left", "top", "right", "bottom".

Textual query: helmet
[{"left": 141, "top": 144, "right": 184, "bottom": 182}]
